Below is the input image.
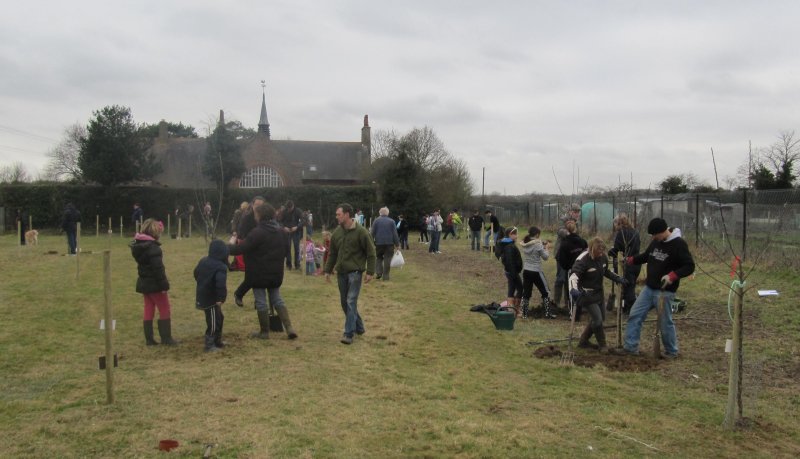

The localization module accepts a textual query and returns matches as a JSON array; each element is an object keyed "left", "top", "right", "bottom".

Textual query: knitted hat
[{"left": 647, "top": 218, "right": 668, "bottom": 235}]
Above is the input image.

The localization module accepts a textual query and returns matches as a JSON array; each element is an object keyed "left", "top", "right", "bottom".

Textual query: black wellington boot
[
  {"left": 214, "top": 314, "right": 225, "bottom": 348},
  {"left": 251, "top": 310, "right": 270, "bottom": 339},
  {"left": 143, "top": 320, "right": 159, "bottom": 346},
  {"left": 578, "top": 324, "right": 598, "bottom": 349},
  {"left": 157, "top": 319, "right": 180, "bottom": 345},
  {"left": 204, "top": 334, "right": 219, "bottom": 352},
  {"left": 595, "top": 326, "right": 608, "bottom": 353},
  {"left": 275, "top": 305, "right": 298, "bottom": 339}
]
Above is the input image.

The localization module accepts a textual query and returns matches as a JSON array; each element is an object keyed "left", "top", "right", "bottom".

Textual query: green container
[{"left": 490, "top": 309, "right": 516, "bottom": 330}]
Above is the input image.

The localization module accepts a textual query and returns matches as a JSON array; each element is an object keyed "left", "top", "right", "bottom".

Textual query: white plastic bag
[{"left": 390, "top": 250, "right": 405, "bottom": 268}]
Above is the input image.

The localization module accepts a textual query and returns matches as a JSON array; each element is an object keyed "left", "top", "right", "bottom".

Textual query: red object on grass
[{"left": 159, "top": 439, "right": 179, "bottom": 451}]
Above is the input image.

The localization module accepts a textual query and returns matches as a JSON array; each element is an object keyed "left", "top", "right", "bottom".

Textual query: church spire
[{"left": 258, "top": 80, "right": 271, "bottom": 139}]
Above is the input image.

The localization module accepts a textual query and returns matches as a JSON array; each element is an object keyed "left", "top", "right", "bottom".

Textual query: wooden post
[
  {"left": 178, "top": 218, "right": 182, "bottom": 240},
  {"left": 103, "top": 251, "right": 115, "bottom": 404},
  {"left": 108, "top": 217, "right": 112, "bottom": 237},
  {"left": 17, "top": 220, "right": 21, "bottom": 246},
  {"left": 120, "top": 216, "right": 123, "bottom": 238},
  {"left": 96, "top": 215, "right": 100, "bottom": 237},
  {"left": 302, "top": 226, "right": 308, "bottom": 281},
  {"left": 76, "top": 222, "right": 81, "bottom": 280},
  {"left": 29, "top": 214, "right": 33, "bottom": 233},
  {"left": 188, "top": 215, "right": 192, "bottom": 238},
  {"left": 723, "top": 282, "right": 744, "bottom": 429},
  {"left": 167, "top": 214, "right": 171, "bottom": 238}
]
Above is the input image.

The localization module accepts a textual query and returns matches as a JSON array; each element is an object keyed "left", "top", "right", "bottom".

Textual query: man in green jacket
[{"left": 325, "top": 203, "right": 377, "bottom": 345}]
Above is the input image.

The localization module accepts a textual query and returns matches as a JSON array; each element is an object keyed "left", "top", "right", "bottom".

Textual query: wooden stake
[
  {"left": 302, "top": 226, "right": 308, "bottom": 282},
  {"left": 188, "top": 215, "right": 192, "bottom": 238},
  {"left": 17, "top": 220, "right": 21, "bottom": 246},
  {"left": 120, "top": 216, "right": 123, "bottom": 238},
  {"left": 723, "top": 282, "right": 744, "bottom": 429},
  {"left": 29, "top": 214, "right": 32, "bottom": 233},
  {"left": 76, "top": 222, "right": 81, "bottom": 280},
  {"left": 178, "top": 218, "right": 182, "bottom": 240},
  {"left": 96, "top": 215, "right": 99, "bottom": 237},
  {"left": 167, "top": 214, "right": 171, "bottom": 238},
  {"left": 103, "top": 250, "right": 115, "bottom": 404},
  {"left": 108, "top": 217, "right": 112, "bottom": 237}
]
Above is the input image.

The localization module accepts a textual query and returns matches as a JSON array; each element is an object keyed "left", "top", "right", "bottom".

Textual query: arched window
[{"left": 239, "top": 166, "right": 284, "bottom": 188}]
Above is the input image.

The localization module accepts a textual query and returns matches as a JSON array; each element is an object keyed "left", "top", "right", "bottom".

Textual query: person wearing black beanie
[{"left": 614, "top": 217, "right": 694, "bottom": 358}]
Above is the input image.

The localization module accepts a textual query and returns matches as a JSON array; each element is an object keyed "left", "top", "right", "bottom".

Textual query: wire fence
[{"left": 485, "top": 189, "right": 800, "bottom": 269}]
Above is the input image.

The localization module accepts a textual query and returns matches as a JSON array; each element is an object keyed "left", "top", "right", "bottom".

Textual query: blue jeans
[
  {"left": 66, "top": 229, "right": 77, "bottom": 254},
  {"left": 337, "top": 271, "right": 365, "bottom": 337},
  {"left": 428, "top": 230, "right": 441, "bottom": 252},
  {"left": 287, "top": 232, "right": 301, "bottom": 268},
  {"left": 624, "top": 286, "right": 677, "bottom": 355},
  {"left": 470, "top": 230, "right": 481, "bottom": 250},
  {"left": 252, "top": 287, "right": 285, "bottom": 312}
]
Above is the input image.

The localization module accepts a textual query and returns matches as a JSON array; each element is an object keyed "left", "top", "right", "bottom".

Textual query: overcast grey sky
[{"left": 1, "top": 1, "right": 798, "bottom": 194}]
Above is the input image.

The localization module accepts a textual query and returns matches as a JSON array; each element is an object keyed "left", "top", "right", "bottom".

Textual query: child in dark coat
[
  {"left": 194, "top": 239, "right": 229, "bottom": 352},
  {"left": 497, "top": 227, "right": 523, "bottom": 316}
]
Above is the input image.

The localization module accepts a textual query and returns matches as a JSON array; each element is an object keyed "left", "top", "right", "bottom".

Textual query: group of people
[
  {"left": 494, "top": 204, "right": 694, "bottom": 357},
  {"left": 129, "top": 197, "right": 382, "bottom": 351}
]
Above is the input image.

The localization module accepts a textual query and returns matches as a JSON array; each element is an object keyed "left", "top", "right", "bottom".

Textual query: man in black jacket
[
  {"left": 229, "top": 203, "right": 298, "bottom": 340},
  {"left": 618, "top": 218, "right": 694, "bottom": 358},
  {"left": 61, "top": 203, "right": 81, "bottom": 254},
  {"left": 280, "top": 200, "right": 304, "bottom": 270},
  {"left": 468, "top": 210, "right": 483, "bottom": 251}
]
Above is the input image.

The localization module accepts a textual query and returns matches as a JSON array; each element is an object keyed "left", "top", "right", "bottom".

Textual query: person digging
[{"left": 568, "top": 237, "right": 628, "bottom": 352}]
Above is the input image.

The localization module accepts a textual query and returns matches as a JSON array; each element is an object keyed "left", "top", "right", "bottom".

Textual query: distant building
[{"left": 150, "top": 88, "right": 371, "bottom": 188}]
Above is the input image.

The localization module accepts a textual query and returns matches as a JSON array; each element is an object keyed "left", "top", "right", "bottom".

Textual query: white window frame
[{"left": 239, "top": 165, "right": 284, "bottom": 188}]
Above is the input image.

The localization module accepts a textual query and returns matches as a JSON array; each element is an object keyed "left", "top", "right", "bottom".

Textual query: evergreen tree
[
  {"left": 78, "top": 105, "right": 160, "bottom": 187},
  {"left": 203, "top": 121, "right": 246, "bottom": 190}
]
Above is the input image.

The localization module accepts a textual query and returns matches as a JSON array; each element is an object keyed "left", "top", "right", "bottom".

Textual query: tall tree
[
  {"left": 376, "top": 139, "right": 431, "bottom": 219},
  {"left": 203, "top": 121, "right": 246, "bottom": 191},
  {"left": 370, "top": 126, "right": 473, "bottom": 210},
  {"left": 78, "top": 105, "right": 161, "bottom": 186},
  {"left": 43, "top": 123, "right": 85, "bottom": 182}
]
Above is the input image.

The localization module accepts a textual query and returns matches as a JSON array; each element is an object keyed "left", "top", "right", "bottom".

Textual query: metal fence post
[{"left": 695, "top": 193, "right": 700, "bottom": 248}]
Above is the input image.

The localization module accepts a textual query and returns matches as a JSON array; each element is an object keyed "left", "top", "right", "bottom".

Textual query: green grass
[{"left": 0, "top": 232, "right": 798, "bottom": 458}]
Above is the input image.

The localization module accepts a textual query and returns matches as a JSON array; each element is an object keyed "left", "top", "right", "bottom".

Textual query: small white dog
[{"left": 25, "top": 229, "right": 39, "bottom": 245}]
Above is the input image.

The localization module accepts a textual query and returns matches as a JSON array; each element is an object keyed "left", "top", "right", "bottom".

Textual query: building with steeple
[{"left": 149, "top": 85, "right": 371, "bottom": 189}]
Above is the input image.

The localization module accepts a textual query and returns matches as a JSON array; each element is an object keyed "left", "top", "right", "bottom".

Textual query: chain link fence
[{"left": 485, "top": 189, "right": 800, "bottom": 269}]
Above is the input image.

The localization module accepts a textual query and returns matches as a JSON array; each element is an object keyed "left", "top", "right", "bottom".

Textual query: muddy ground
[{"left": 409, "top": 241, "right": 800, "bottom": 391}]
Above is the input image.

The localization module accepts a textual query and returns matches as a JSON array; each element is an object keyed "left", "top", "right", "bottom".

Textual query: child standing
[
  {"left": 130, "top": 219, "right": 178, "bottom": 346},
  {"left": 497, "top": 227, "right": 523, "bottom": 316},
  {"left": 304, "top": 236, "right": 316, "bottom": 275},
  {"left": 194, "top": 239, "right": 229, "bottom": 352},
  {"left": 520, "top": 226, "right": 556, "bottom": 319},
  {"left": 313, "top": 240, "right": 327, "bottom": 275}
]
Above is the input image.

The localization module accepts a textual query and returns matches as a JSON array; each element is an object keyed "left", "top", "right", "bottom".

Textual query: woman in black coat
[{"left": 229, "top": 203, "right": 298, "bottom": 340}]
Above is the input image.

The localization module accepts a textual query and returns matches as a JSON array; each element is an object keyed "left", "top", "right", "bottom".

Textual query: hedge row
[{"left": 0, "top": 184, "right": 377, "bottom": 234}]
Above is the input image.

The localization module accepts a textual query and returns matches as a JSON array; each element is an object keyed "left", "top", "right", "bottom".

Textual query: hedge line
[{"left": 0, "top": 184, "right": 377, "bottom": 234}]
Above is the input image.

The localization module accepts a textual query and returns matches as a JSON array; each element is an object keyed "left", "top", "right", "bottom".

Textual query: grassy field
[{"left": 0, "top": 231, "right": 798, "bottom": 458}]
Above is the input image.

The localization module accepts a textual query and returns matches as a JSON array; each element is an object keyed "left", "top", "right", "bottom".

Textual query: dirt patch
[
  {"left": 532, "top": 345, "right": 562, "bottom": 358},
  {"left": 532, "top": 346, "right": 663, "bottom": 372}
]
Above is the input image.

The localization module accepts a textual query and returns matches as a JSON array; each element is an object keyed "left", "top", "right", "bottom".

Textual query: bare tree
[
  {"left": 370, "top": 128, "right": 400, "bottom": 161},
  {"left": 43, "top": 123, "right": 85, "bottom": 182},
  {"left": 403, "top": 126, "right": 450, "bottom": 171},
  {"left": 0, "top": 162, "right": 31, "bottom": 183}
]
